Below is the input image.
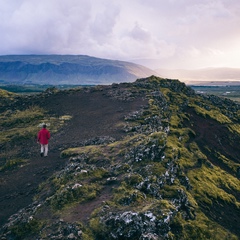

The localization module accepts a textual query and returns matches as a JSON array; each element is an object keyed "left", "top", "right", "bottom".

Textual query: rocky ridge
[{"left": 0, "top": 76, "right": 240, "bottom": 239}]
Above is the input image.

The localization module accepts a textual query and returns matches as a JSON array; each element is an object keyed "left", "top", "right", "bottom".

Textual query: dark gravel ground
[{"left": 0, "top": 85, "right": 147, "bottom": 228}]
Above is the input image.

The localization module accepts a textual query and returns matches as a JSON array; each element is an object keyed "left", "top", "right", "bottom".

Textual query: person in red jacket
[{"left": 37, "top": 124, "right": 50, "bottom": 157}]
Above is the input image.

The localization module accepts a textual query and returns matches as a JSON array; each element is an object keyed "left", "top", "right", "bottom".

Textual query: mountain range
[
  {"left": 0, "top": 76, "right": 239, "bottom": 239},
  {"left": 1, "top": 54, "right": 240, "bottom": 87},
  {"left": 0, "top": 55, "right": 158, "bottom": 85}
]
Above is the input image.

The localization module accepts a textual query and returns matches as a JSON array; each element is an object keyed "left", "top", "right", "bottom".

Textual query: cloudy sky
[{"left": 0, "top": 0, "right": 240, "bottom": 69}]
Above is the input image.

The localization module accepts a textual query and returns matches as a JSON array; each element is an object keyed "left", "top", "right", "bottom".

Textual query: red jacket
[{"left": 38, "top": 128, "right": 50, "bottom": 144}]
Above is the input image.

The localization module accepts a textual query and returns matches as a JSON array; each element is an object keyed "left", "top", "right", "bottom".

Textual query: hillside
[
  {"left": 0, "top": 55, "right": 158, "bottom": 85},
  {"left": 0, "top": 76, "right": 240, "bottom": 239}
]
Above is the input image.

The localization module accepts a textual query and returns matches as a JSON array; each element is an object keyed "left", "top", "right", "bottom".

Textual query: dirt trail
[
  {"left": 0, "top": 88, "right": 147, "bottom": 228},
  {"left": 0, "top": 149, "right": 66, "bottom": 227}
]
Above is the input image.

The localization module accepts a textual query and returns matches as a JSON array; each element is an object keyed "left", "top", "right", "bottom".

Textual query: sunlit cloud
[{"left": 0, "top": 0, "right": 240, "bottom": 69}]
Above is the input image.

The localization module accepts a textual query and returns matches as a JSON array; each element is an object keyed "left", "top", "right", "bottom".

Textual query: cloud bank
[{"left": 0, "top": 0, "right": 240, "bottom": 69}]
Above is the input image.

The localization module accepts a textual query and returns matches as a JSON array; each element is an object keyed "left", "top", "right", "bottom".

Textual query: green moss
[
  {"left": 112, "top": 182, "right": 147, "bottom": 206},
  {"left": 170, "top": 115, "right": 181, "bottom": 128},
  {"left": 0, "top": 88, "right": 16, "bottom": 98},
  {"left": 166, "top": 134, "right": 181, "bottom": 149},
  {"left": 126, "top": 173, "right": 144, "bottom": 186},
  {"left": 89, "top": 217, "right": 107, "bottom": 239},
  {"left": 0, "top": 107, "right": 71, "bottom": 145},
  {"left": 160, "top": 185, "right": 180, "bottom": 199},
  {"left": 1, "top": 106, "right": 45, "bottom": 127},
  {"left": 188, "top": 142, "right": 207, "bottom": 161},
  {"left": 61, "top": 145, "right": 104, "bottom": 158},
  {"left": 228, "top": 123, "right": 240, "bottom": 135},
  {"left": 114, "top": 189, "right": 146, "bottom": 206},
  {"left": 41, "top": 115, "right": 72, "bottom": 133},
  {"left": 81, "top": 229, "right": 95, "bottom": 240},
  {"left": 160, "top": 88, "right": 171, "bottom": 100},
  {"left": 148, "top": 98, "right": 160, "bottom": 115},
  {"left": 0, "top": 158, "right": 28, "bottom": 172},
  {"left": 0, "top": 126, "right": 38, "bottom": 144},
  {"left": 10, "top": 218, "right": 44, "bottom": 239},
  {"left": 188, "top": 166, "right": 240, "bottom": 207},
  {"left": 50, "top": 183, "right": 101, "bottom": 210},
  {"left": 149, "top": 162, "right": 166, "bottom": 176},
  {"left": 0, "top": 107, "right": 45, "bottom": 144},
  {"left": 89, "top": 168, "right": 109, "bottom": 180},
  {"left": 183, "top": 212, "right": 238, "bottom": 240},
  {"left": 208, "top": 109, "right": 232, "bottom": 123},
  {"left": 149, "top": 131, "right": 167, "bottom": 146},
  {"left": 189, "top": 104, "right": 232, "bottom": 124},
  {"left": 171, "top": 209, "right": 238, "bottom": 240},
  {"left": 214, "top": 151, "right": 240, "bottom": 173},
  {"left": 178, "top": 147, "right": 196, "bottom": 168}
]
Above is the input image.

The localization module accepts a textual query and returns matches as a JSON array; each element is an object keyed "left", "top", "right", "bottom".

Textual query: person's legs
[
  {"left": 44, "top": 144, "right": 48, "bottom": 157},
  {"left": 40, "top": 144, "right": 44, "bottom": 157}
]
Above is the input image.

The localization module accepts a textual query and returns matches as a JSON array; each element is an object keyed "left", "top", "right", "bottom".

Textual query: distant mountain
[
  {"left": 156, "top": 67, "right": 240, "bottom": 85},
  {"left": 0, "top": 55, "right": 158, "bottom": 85}
]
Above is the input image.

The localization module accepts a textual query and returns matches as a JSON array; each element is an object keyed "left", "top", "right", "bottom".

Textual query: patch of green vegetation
[
  {"left": 160, "top": 185, "right": 181, "bottom": 199},
  {"left": 159, "top": 86, "right": 170, "bottom": 95},
  {"left": 61, "top": 145, "right": 104, "bottom": 158},
  {"left": 89, "top": 216, "right": 107, "bottom": 239},
  {"left": 188, "top": 166, "right": 240, "bottom": 207},
  {"left": 170, "top": 114, "right": 182, "bottom": 128},
  {"left": 110, "top": 134, "right": 146, "bottom": 149},
  {"left": 208, "top": 109, "right": 232, "bottom": 123},
  {"left": 148, "top": 98, "right": 161, "bottom": 115},
  {"left": 189, "top": 103, "right": 232, "bottom": 124},
  {"left": 0, "top": 106, "right": 72, "bottom": 145},
  {"left": 147, "top": 162, "right": 166, "bottom": 176},
  {"left": 9, "top": 218, "right": 44, "bottom": 239},
  {"left": 0, "top": 106, "right": 45, "bottom": 144},
  {"left": 165, "top": 133, "right": 180, "bottom": 149},
  {"left": 89, "top": 167, "right": 109, "bottom": 181},
  {"left": 178, "top": 147, "right": 196, "bottom": 168},
  {"left": 214, "top": 151, "right": 240, "bottom": 173},
  {"left": 149, "top": 131, "right": 167, "bottom": 146},
  {"left": 125, "top": 173, "right": 144, "bottom": 186},
  {"left": 0, "top": 126, "right": 38, "bottom": 144},
  {"left": 172, "top": 211, "right": 238, "bottom": 240},
  {"left": 228, "top": 123, "right": 240, "bottom": 135},
  {"left": 1, "top": 106, "right": 45, "bottom": 127},
  {"left": 0, "top": 158, "right": 28, "bottom": 172},
  {"left": 0, "top": 88, "right": 16, "bottom": 98},
  {"left": 113, "top": 183, "right": 146, "bottom": 206},
  {"left": 188, "top": 142, "right": 207, "bottom": 161},
  {"left": 50, "top": 183, "right": 102, "bottom": 210},
  {"left": 39, "top": 114, "right": 72, "bottom": 133}
]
